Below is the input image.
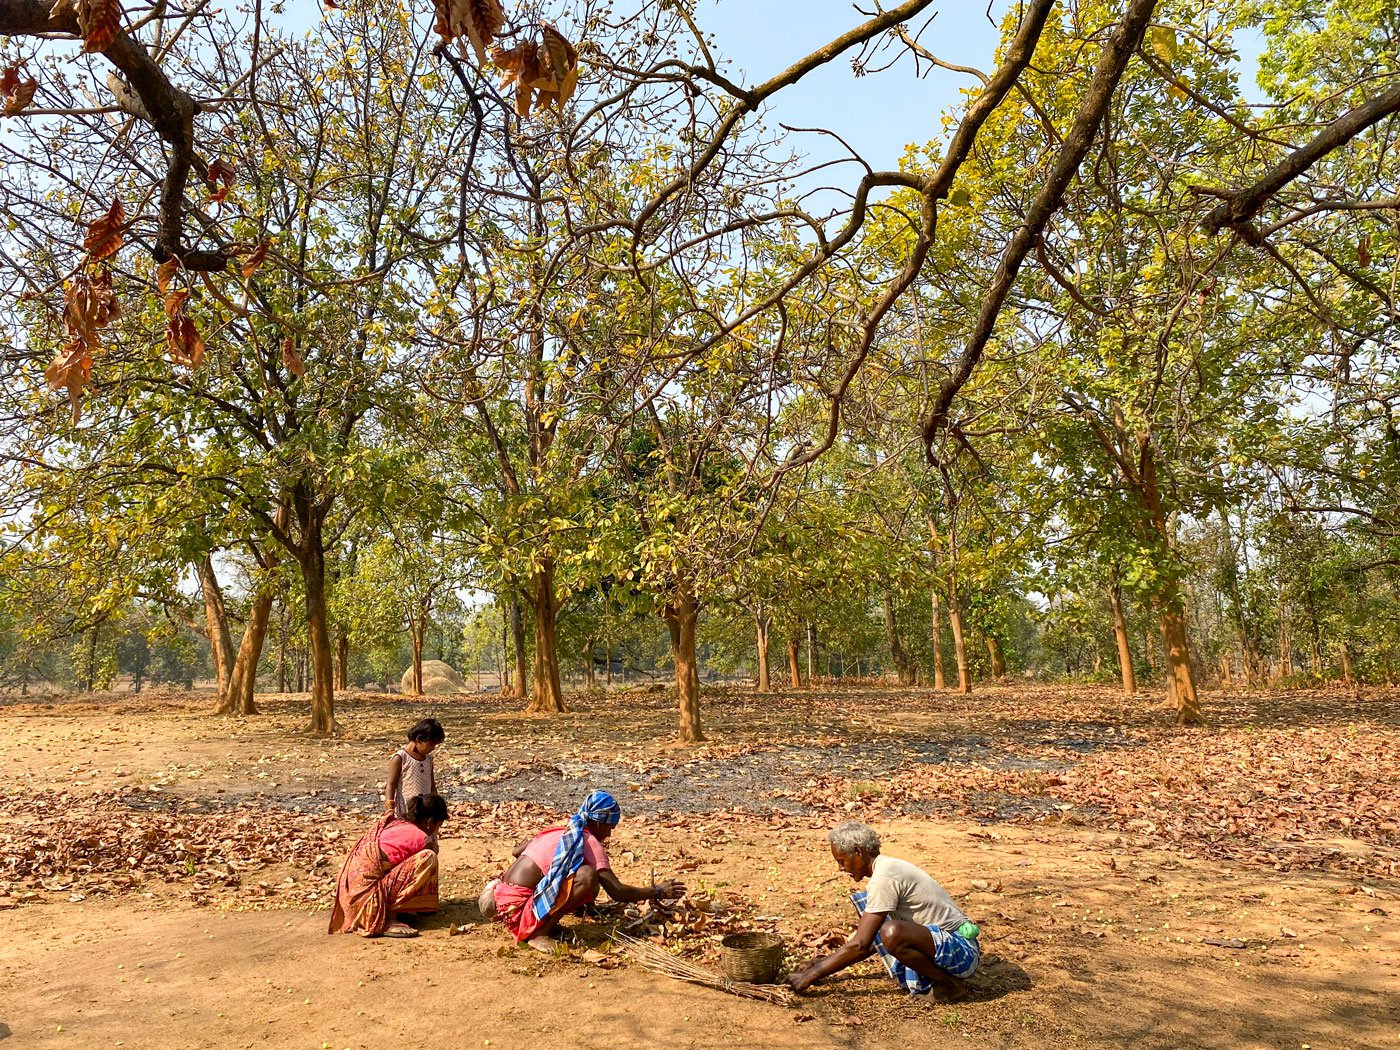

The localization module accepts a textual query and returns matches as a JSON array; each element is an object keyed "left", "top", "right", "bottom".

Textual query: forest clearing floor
[{"left": 0, "top": 683, "right": 1397, "bottom": 1048}]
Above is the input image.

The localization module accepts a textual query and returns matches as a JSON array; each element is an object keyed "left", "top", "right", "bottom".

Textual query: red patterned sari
[{"left": 328, "top": 815, "right": 439, "bottom": 936}]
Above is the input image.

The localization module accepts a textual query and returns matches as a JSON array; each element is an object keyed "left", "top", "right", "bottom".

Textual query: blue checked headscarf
[{"left": 530, "top": 789, "right": 622, "bottom": 921}]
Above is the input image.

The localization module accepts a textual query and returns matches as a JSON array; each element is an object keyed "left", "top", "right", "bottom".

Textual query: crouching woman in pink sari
[{"left": 328, "top": 793, "right": 448, "bottom": 938}]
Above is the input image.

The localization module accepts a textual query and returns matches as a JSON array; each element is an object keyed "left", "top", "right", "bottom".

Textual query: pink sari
[{"left": 328, "top": 815, "right": 439, "bottom": 936}]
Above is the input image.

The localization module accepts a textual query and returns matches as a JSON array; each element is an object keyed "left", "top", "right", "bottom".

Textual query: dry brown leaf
[
  {"left": 1, "top": 63, "right": 38, "bottom": 116},
  {"left": 164, "top": 288, "right": 190, "bottom": 318},
  {"left": 1358, "top": 232, "right": 1371, "bottom": 269},
  {"left": 556, "top": 63, "right": 580, "bottom": 108},
  {"left": 78, "top": 0, "right": 123, "bottom": 54},
  {"left": 240, "top": 238, "right": 272, "bottom": 280},
  {"left": 435, "top": 0, "right": 506, "bottom": 64},
  {"left": 280, "top": 336, "right": 305, "bottom": 377},
  {"left": 515, "top": 82, "right": 534, "bottom": 118},
  {"left": 44, "top": 339, "right": 92, "bottom": 423},
  {"left": 83, "top": 198, "right": 124, "bottom": 261},
  {"left": 166, "top": 311, "right": 204, "bottom": 368},
  {"left": 206, "top": 158, "right": 236, "bottom": 204},
  {"left": 533, "top": 23, "right": 576, "bottom": 92},
  {"left": 156, "top": 256, "right": 180, "bottom": 296},
  {"left": 492, "top": 43, "right": 532, "bottom": 89},
  {"left": 62, "top": 268, "right": 120, "bottom": 345}
]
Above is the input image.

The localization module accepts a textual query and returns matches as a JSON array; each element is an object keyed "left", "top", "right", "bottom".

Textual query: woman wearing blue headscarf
[{"left": 484, "top": 789, "right": 686, "bottom": 951}]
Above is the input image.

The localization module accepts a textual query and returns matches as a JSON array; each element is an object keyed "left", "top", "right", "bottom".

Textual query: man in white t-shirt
[{"left": 787, "top": 821, "right": 981, "bottom": 1002}]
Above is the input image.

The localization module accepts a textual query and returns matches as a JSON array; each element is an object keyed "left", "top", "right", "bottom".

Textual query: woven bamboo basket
[{"left": 720, "top": 931, "right": 785, "bottom": 984}]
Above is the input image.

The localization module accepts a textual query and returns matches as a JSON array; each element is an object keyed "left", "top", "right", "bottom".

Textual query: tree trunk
[
  {"left": 277, "top": 609, "right": 288, "bottom": 693},
  {"left": 84, "top": 625, "right": 98, "bottom": 692},
  {"left": 930, "top": 588, "right": 945, "bottom": 690},
  {"left": 196, "top": 556, "right": 236, "bottom": 706},
  {"left": 499, "top": 607, "right": 510, "bottom": 695},
  {"left": 1340, "top": 640, "right": 1354, "bottom": 683},
  {"left": 805, "top": 624, "right": 817, "bottom": 686},
  {"left": 786, "top": 636, "right": 802, "bottom": 689},
  {"left": 946, "top": 580, "right": 971, "bottom": 694},
  {"left": 220, "top": 585, "right": 271, "bottom": 716},
  {"left": 408, "top": 614, "right": 425, "bottom": 696},
  {"left": 1276, "top": 607, "right": 1293, "bottom": 682},
  {"left": 664, "top": 581, "right": 704, "bottom": 743},
  {"left": 527, "top": 559, "right": 566, "bottom": 713},
  {"left": 985, "top": 634, "right": 1006, "bottom": 679},
  {"left": 1139, "top": 441, "right": 1201, "bottom": 723},
  {"left": 1108, "top": 581, "right": 1136, "bottom": 695},
  {"left": 509, "top": 594, "right": 528, "bottom": 700},
  {"left": 882, "top": 590, "right": 916, "bottom": 686},
  {"left": 335, "top": 628, "right": 349, "bottom": 691},
  {"left": 1306, "top": 599, "right": 1324, "bottom": 676},
  {"left": 1158, "top": 590, "right": 1201, "bottom": 725},
  {"left": 302, "top": 536, "right": 337, "bottom": 735},
  {"left": 585, "top": 639, "right": 596, "bottom": 688},
  {"left": 754, "top": 610, "right": 772, "bottom": 693}
]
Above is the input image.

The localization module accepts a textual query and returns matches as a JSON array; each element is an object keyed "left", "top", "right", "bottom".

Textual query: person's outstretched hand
[
  {"left": 786, "top": 967, "right": 818, "bottom": 994},
  {"left": 653, "top": 878, "right": 686, "bottom": 900}
]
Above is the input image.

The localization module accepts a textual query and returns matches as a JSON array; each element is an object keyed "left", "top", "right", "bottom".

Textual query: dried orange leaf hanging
[
  {"left": 164, "top": 288, "right": 190, "bottom": 318},
  {"left": 534, "top": 23, "right": 576, "bottom": 93},
  {"left": 1, "top": 63, "right": 38, "bottom": 116},
  {"left": 434, "top": 0, "right": 506, "bottom": 64},
  {"left": 44, "top": 339, "right": 93, "bottom": 423},
  {"left": 206, "top": 158, "right": 236, "bottom": 205},
  {"left": 86, "top": 265, "right": 120, "bottom": 327},
  {"left": 156, "top": 256, "right": 180, "bottom": 295},
  {"left": 1358, "top": 232, "right": 1372, "bottom": 269},
  {"left": 83, "top": 199, "right": 124, "bottom": 261},
  {"left": 62, "top": 268, "right": 120, "bottom": 345},
  {"left": 78, "top": 0, "right": 123, "bottom": 54},
  {"left": 166, "top": 311, "right": 204, "bottom": 368},
  {"left": 491, "top": 44, "right": 527, "bottom": 89},
  {"left": 280, "top": 336, "right": 306, "bottom": 377},
  {"left": 240, "top": 238, "right": 272, "bottom": 279}
]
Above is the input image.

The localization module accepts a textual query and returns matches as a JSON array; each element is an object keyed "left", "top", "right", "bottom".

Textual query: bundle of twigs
[{"left": 611, "top": 931, "right": 796, "bottom": 1006}]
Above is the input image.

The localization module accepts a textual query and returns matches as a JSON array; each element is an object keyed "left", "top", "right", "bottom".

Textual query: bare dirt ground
[{"left": 1, "top": 683, "right": 1397, "bottom": 1049}]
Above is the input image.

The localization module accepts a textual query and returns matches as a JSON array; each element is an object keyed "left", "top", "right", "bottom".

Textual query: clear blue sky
[
  {"left": 688, "top": 2, "right": 1264, "bottom": 174},
  {"left": 694, "top": 0, "right": 1007, "bottom": 172}
]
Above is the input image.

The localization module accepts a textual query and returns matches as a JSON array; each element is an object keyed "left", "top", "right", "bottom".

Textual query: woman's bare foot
[{"left": 525, "top": 933, "right": 560, "bottom": 954}]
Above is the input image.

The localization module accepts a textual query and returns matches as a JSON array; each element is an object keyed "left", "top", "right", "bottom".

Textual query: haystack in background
[{"left": 399, "top": 660, "right": 466, "bottom": 695}]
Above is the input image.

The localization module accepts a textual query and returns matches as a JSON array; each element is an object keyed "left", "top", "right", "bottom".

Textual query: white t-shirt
[{"left": 864, "top": 854, "right": 968, "bottom": 930}]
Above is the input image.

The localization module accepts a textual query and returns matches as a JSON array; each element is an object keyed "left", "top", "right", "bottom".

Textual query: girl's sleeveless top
[{"left": 393, "top": 748, "right": 434, "bottom": 817}]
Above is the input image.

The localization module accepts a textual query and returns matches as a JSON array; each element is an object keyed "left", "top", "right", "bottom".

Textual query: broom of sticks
[{"left": 611, "top": 931, "right": 796, "bottom": 1006}]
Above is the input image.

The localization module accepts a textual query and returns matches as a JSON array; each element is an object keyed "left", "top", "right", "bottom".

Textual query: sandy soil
[{"left": 1, "top": 684, "right": 1397, "bottom": 1049}]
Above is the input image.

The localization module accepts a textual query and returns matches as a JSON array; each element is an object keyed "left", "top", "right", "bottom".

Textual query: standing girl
[{"left": 384, "top": 717, "right": 445, "bottom": 818}]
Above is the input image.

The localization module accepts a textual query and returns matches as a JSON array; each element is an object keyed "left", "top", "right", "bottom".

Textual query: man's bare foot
[
  {"left": 922, "top": 976, "right": 967, "bottom": 1004},
  {"left": 525, "top": 933, "right": 560, "bottom": 954}
]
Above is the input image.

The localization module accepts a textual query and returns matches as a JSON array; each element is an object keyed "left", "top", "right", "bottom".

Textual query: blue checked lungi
[{"left": 851, "top": 890, "right": 980, "bottom": 994}]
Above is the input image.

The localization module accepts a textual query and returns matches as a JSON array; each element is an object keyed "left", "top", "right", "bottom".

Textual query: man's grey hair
[{"left": 828, "top": 821, "right": 881, "bottom": 856}]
